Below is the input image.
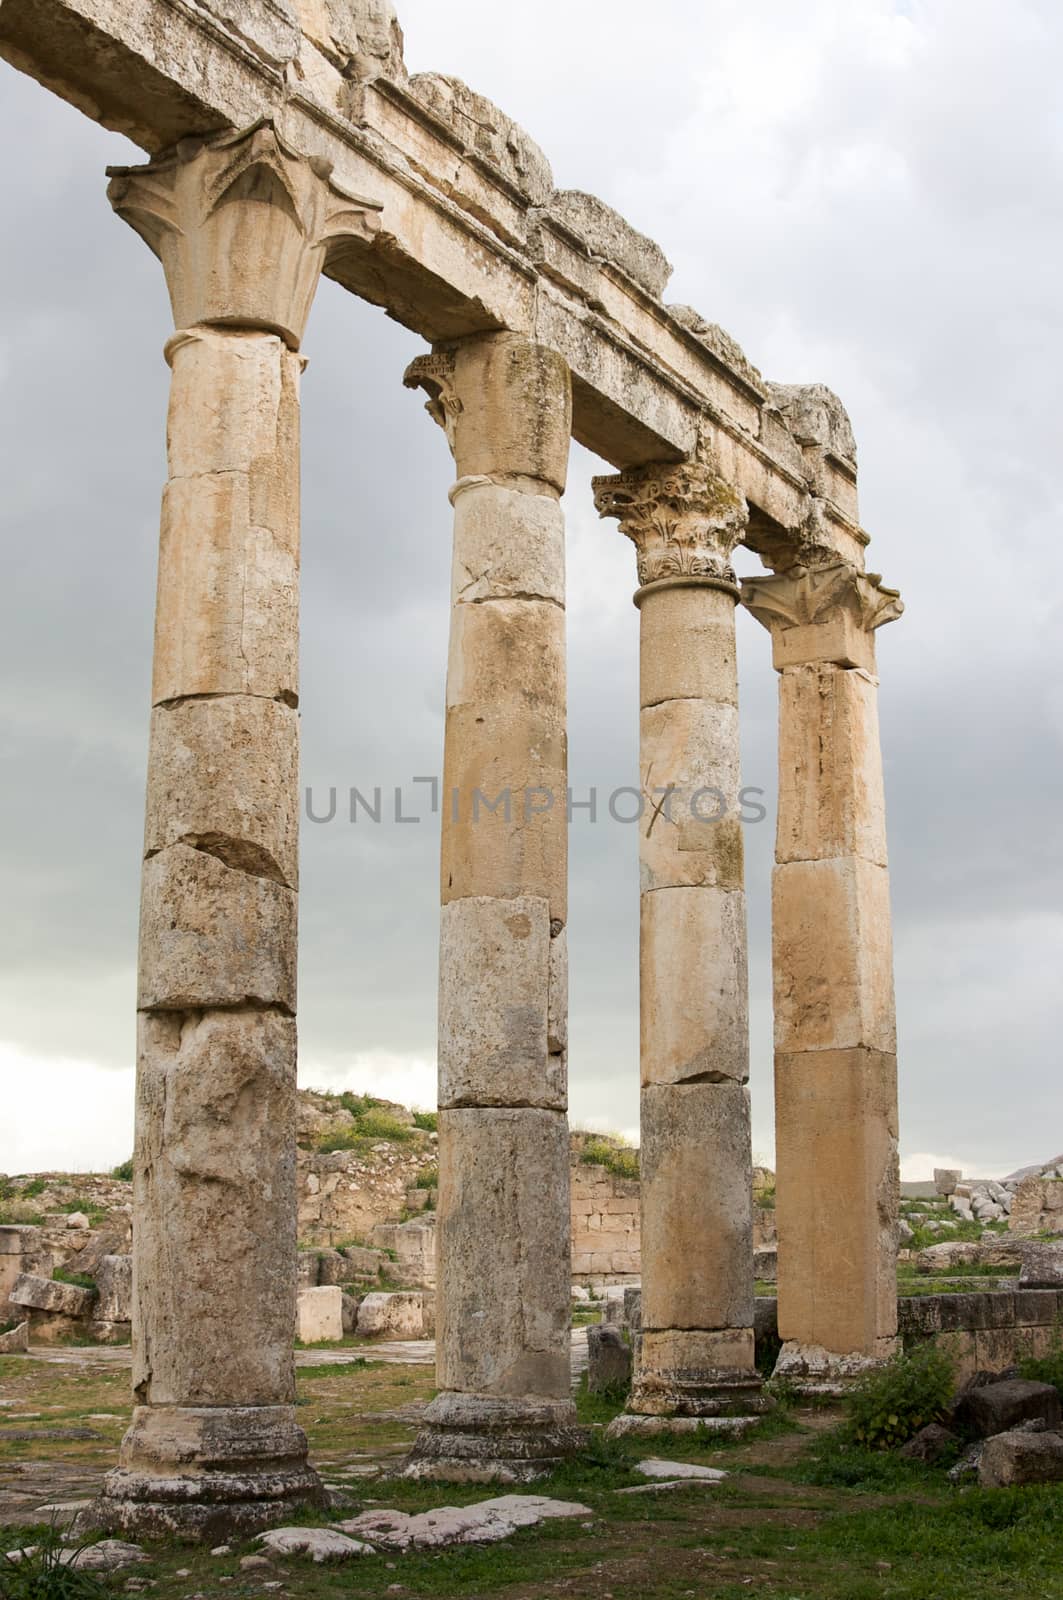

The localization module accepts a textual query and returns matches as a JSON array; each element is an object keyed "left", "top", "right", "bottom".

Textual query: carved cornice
[
  {"left": 741, "top": 563, "right": 903, "bottom": 636},
  {"left": 403, "top": 351, "right": 462, "bottom": 448},
  {"left": 592, "top": 460, "right": 748, "bottom": 589},
  {"left": 107, "top": 120, "right": 383, "bottom": 349}
]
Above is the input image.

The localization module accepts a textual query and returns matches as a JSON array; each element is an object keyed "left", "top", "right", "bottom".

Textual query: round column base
[
  {"left": 629, "top": 1327, "right": 772, "bottom": 1417},
  {"left": 95, "top": 1405, "right": 323, "bottom": 1539},
  {"left": 403, "top": 1392, "right": 587, "bottom": 1483},
  {"left": 772, "top": 1339, "right": 898, "bottom": 1398}
]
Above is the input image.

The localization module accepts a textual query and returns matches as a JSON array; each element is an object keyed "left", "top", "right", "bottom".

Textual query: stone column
[
  {"left": 402, "top": 333, "right": 583, "bottom": 1479},
  {"left": 98, "top": 125, "right": 380, "bottom": 1537},
  {"left": 593, "top": 459, "right": 766, "bottom": 1424},
  {"left": 742, "top": 561, "right": 903, "bottom": 1386}
]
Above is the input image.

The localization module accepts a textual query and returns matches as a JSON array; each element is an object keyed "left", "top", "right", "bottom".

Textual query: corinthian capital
[
  {"left": 741, "top": 563, "right": 903, "bottom": 671},
  {"left": 107, "top": 121, "right": 383, "bottom": 349},
  {"left": 592, "top": 460, "right": 747, "bottom": 589},
  {"left": 403, "top": 351, "right": 462, "bottom": 449}
]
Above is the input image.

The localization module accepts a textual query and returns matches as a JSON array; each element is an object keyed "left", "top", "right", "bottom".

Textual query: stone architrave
[
  {"left": 742, "top": 561, "right": 903, "bottom": 1383},
  {"left": 592, "top": 457, "right": 766, "bottom": 1422},
  {"left": 402, "top": 333, "right": 583, "bottom": 1479},
  {"left": 97, "top": 122, "right": 381, "bottom": 1537}
]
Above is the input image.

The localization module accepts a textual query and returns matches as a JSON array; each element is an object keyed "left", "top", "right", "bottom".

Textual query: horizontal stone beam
[{"left": 0, "top": 0, "right": 870, "bottom": 560}]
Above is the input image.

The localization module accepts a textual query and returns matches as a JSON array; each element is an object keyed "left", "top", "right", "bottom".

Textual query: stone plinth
[
  {"left": 296, "top": 1287, "right": 344, "bottom": 1344},
  {"left": 403, "top": 334, "right": 581, "bottom": 1479}
]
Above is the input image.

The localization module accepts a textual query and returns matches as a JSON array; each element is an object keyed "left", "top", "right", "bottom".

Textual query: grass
[
  {"left": 411, "top": 1110, "right": 438, "bottom": 1132},
  {"left": 50, "top": 1269, "right": 97, "bottom": 1294},
  {"left": 110, "top": 1159, "right": 134, "bottom": 1182},
  {"left": 5, "top": 1353, "right": 1063, "bottom": 1600}
]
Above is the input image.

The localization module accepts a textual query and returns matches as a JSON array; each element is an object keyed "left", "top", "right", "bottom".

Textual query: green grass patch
[
  {"left": 110, "top": 1159, "right": 134, "bottom": 1182},
  {"left": 411, "top": 1109, "right": 437, "bottom": 1132},
  {"left": 578, "top": 1137, "right": 639, "bottom": 1181},
  {"left": 51, "top": 1268, "right": 97, "bottom": 1294}
]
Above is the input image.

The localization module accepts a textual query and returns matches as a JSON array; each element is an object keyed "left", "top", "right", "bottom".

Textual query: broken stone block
[
  {"left": 0, "top": 1321, "right": 29, "bottom": 1353},
  {"left": 296, "top": 1287, "right": 343, "bottom": 1344},
  {"left": 10, "top": 1273, "right": 95, "bottom": 1319},
  {"left": 934, "top": 1168, "right": 961, "bottom": 1196},
  {"left": 257, "top": 1527, "right": 373, "bottom": 1561},
  {"left": 979, "top": 1428, "right": 1063, "bottom": 1487},
  {"left": 586, "top": 1325, "right": 631, "bottom": 1393},
  {"left": 1018, "top": 1242, "right": 1063, "bottom": 1288},
  {"left": 356, "top": 1291, "right": 426, "bottom": 1339},
  {"left": 95, "top": 1256, "right": 132, "bottom": 1323},
  {"left": 954, "top": 1378, "right": 1062, "bottom": 1439},
  {"left": 898, "top": 1423, "right": 959, "bottom": 1463}
]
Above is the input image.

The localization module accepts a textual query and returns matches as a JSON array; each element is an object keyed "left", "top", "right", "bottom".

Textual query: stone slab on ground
[
  {"left": 635, "top": 1458, "right": 727, "bottom": 1481},
  {"left": 606, "top": 1414, "right": 759, "bottom": 1440},
  {"left": 258, "top": 1528, "right": 374, "bottom": 1562},
  {"left": 979, "top": 1428, "right": 1063, "bottom": 1487},
  {"left": 3, "top": 1540, "right": 145, "bottom": 1573},
  {"left": 336, "top": 1494, "right": 591, "bottom": 1550}
]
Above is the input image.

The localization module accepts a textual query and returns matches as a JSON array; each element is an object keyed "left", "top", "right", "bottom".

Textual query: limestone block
[
  {"left": 955, "top": 1379, "right": 1061, "bottom": 1438},
  {"left": 132, "top": 1008, "right": 298, "bottom": 1407},
  {"left": 406, "top": 80, "right": 553, "bottom": 206},
  {"left": 152, "top": 471, "right": 298, "bottom": 707},
  {"left": 450, "top": 482, "right": 564, "bottom": 607},
  {"left": 979, "top": 1429, "right": 1063, "bottom": 1488},
  {"left": 195, "top": 0, "right": 301, "bottom": 67},
  {"left": 138, "top": 843, "right": 296, "bottom": 1011},
  {"left": 435, "top": 1108, "right": 571, "bottom": 1399},
  {"left": 0, "top": 1321, "right": 28, "bottom": 1353},
  {"left": 96, "top": 1256, "right": 133, "bottom": 1323},
  {"left": 166, "top": 329, "right": 298, "bottom": 485},
  {"left": 639, "top": 700, "right": 742, "bottom": 892},
  {"left": 257, "top": 1526, "right": 372, "bottom": 1560},
  {"left": 639, "top": 1327, "right": 755, "bottom": 1376},
  {"left": 356, "top": 1290, "right": 426, "bottom": 1338},
  {"left": 10, "top": 1273, "right": 95, "bottom": 1318},
  {"left": 639, "top": 1082, "right": 754, "bottom": 1333},
  {"left": 144, "top": 696, "right": 299, "bottom": 889},
  {"left": 641, "top": 887, "right": 749, "bottom": 1085},
  {"left": 296, "top": 1286, "right": 343, "bottom": 1343},
  {"left": 445, "top": 596, "right": 565, "bottom": 720},
  {"left": 450, "top": 335, "right": 571, "bottom": 493},
  {"left": 438, "top": 895, "right": 562, "bottom": 1110},
  {"left": 934, "top": 1168, "right": 962, "bottom": 1197},
  {"left": 774, "top": 1047, "right": 898, "bottom": 1355},
  {"left": 769, "top": 611, "right": 877, "bottom": 674},
  {"left": 772, "top": 857, "right": 896, "bottom": 1053},
  {"left": 638, "top": 584, "right": 738, "bottom": 710},
  {"left": 441, "top": 704, "right": 567, "bottom": 914},
  {"left": 776, "top": 664, "right": 887, "bottom": 866},
  {"left": 548, "top": 190, "right": 672, "bottom": 297}
]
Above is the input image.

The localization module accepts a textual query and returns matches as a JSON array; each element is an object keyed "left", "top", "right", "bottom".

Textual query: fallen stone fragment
[
  {"left": 335, "top": 1494, "right": 590, "bottom": 1550},
  {"left": 954, "top": 1378, "right": 1061, "bottom": 1439},
  {"left": 9, "top": 1273, "right": 95, "bottom": 1318},
  {"left": 635, "top": 1458, "right": 727, "bottom": 1481},
  {"left": 257, "top": 1527, "right": 374, "bottom": 1562},
  {"left": 5, "top": 1541, "right": 146, "bottom": 1573},
  {"left": 239, "top": 1554, "right": 273, "bottom": 1571},
  {"left": 0, "top": 1321, "right": 29, "bottom": 1354},
  {"left": 898, "top": 1423, "right": 959, "bottom": 1463},
  {"left": 979, "top": 1428, "right": 1063, "bottom": 1487}
]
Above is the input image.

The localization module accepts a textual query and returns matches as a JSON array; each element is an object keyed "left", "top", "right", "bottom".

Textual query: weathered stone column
[
  {"left": 742, "top": 562, "right": 903, "bottom": 1387},
  {"left": 98, "top": 125, "right": 380, "bottom": 1536},
  {"left": 403, "top": 334, "right": 583, "bottom": 1479},
  {"left": 593, "top": 458, "right": 766, "bottom": 1424}
]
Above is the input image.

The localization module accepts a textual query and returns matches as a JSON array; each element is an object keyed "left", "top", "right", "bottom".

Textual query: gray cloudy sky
[{"left": 1, "top": 0, "right": 1060, "bottom": 1176}]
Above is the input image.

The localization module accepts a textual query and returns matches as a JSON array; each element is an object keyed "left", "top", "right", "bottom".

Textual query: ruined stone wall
[
  {"left": 570, "top": 1160, "right": 641, "bottom": 1284},
  {"left": 899, "top": 1289, "right": 1063, "bottom": 1384}
]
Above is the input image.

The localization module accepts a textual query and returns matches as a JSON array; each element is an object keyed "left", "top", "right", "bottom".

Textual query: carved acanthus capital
[
  {"left": 592, "top": 460, "right": 747, "bottom": 589},
  {"left": 741, "top": 562, "right": 903, "bottom": 671},
  {"left": 107, "top": 120, "right": 383, "bottom": 349},
  {"left": 403, "top": 351, "right": 462, "bottom": 449}
]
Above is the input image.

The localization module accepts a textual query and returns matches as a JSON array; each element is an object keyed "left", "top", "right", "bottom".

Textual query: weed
[
  {"left": 844, "top": 1341, "right": 953, "bottom": 1449},
  {"left": 110, "top": 1160, "right": 134, "bottom": 1182},
  {"left": 51, "top": 1270, "right": 97, "bottom": 1295},
  {"left": 411, "top": 1110, "right": 438, "bottom": 1132},
  {"left": 578, "top": 1137, "right": 639, "bottom": 1181},
  {"left": 0, "top": 1522, "right": 109, "bottom": 1600}
]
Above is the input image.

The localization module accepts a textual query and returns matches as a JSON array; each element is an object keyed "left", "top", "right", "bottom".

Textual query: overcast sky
[{"left": 1, "top": 0, "right": 1060, "bottom": 1178}]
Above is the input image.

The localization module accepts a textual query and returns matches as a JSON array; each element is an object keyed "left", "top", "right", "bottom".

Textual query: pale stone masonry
[
  {"left": 743, "top": 562, "right": 903, "bottom": 1383},
  {"left": 403, "top": 335, "right": 583, "bottom": 1478},
  {"left": 98, "top": 123, "right": 379, "bottom": 1536},
  {"left": 0, "top": 0, "right": 908, "bottom": 1527},
  {"left": 594, "top": 457, "right": 766, "bottom": 1421}
]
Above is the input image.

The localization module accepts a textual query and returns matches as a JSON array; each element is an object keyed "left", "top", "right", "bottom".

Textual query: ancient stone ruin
[{"left": 0, "top": 0, "right": 906, "bottom": 1536}]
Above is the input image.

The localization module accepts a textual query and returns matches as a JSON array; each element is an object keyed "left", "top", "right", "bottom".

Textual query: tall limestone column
[
  {"left": 742, "top": 562, "right": 903, "bottom": 1386},
  {"left": 403, "top": 334, "right": 583, "bottom": 1478},
  {"left": 98, "top": 125, "right": 380, "bottom": 1536},
  {"left": 593, "top": 458, "right": 767, "bottom": 1423}
]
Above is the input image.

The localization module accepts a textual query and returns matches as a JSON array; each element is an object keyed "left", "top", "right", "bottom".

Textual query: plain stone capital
[
  {"left": 593, "top": 458, "right": 748, "bottom": 589},
  {"left": 107, "top": 120, "right": 383, "bottom": 350},
  {"left": 404, "top": 333, "right": 572, "bottom": 493}
]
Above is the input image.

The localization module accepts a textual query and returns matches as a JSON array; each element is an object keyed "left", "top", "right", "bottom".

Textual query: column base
[
  {"left": 606, "top": 1413, "right": 761, "bottom": 1441},
  {"left": 627, "top": 1327, "right": 773, "bottom": 1418},
  {"left": 95, "top": 1405, "right": 323, "bottom": 1539},
  {"left": 403, "top": 1392, "right": 587, "bottom": 1483},
  {"left": 773, "top": 1339, "right": 898, "bottom": 1398}
]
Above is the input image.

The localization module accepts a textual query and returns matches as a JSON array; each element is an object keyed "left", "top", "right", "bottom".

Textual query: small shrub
[
  {"left": 0, "top": 1201, "right": 46, "bottom": 1226},
  {"left": 579, "top": 1137, "right": 639, "bottom": 1181},
  {"left": 418, "top": 1164, "right": 438, "bottom": 1189},
  {"left": 412, "top": 1110, "right": 437, "bottom": 1132},
  {"left": 845, "top": 1342, "right": 954, "bottom": 1450},
  {"left": 358, "top": 1108, "right": 414, "bottom": 1142},
  {"left": 19, "top": 1179, "right": 46, "bottom": 1199},
  {"left": 110, "top": 1159, "right": 134, "bottom": 1183}
]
